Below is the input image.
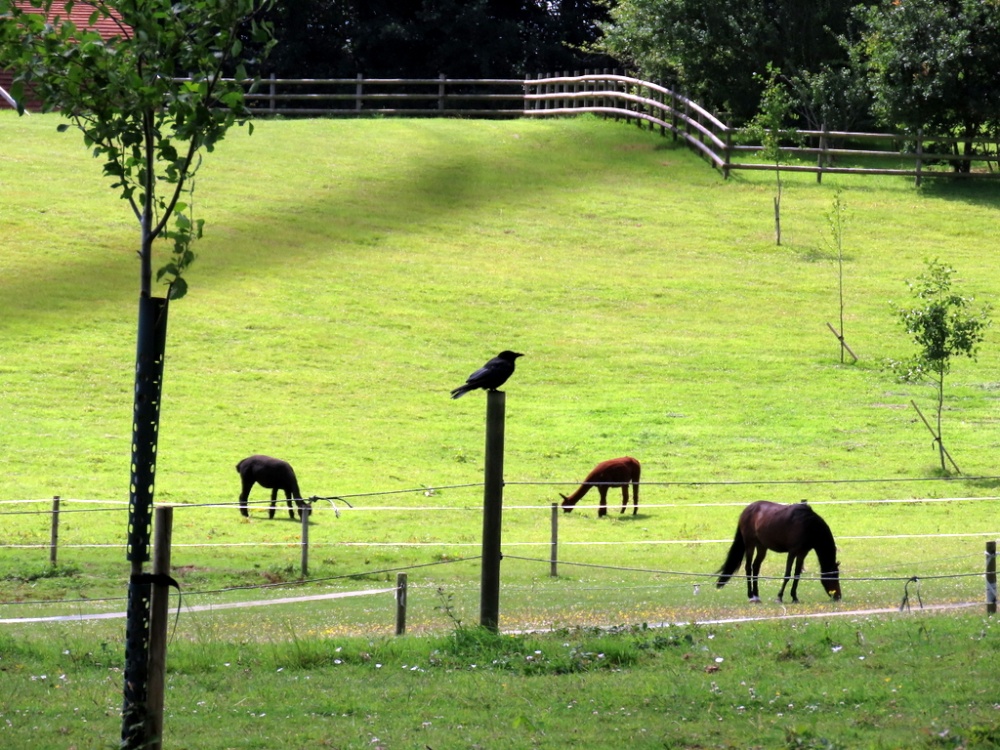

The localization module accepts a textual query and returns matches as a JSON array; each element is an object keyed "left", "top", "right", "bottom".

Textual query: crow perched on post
[{"left": 450, "top": 350, "right": 524, "bottom": 398}]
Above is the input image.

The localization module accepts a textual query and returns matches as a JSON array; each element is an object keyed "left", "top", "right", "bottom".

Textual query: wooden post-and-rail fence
[{"left": 233, "top": 72, "right": 1000, "bottom": 184}]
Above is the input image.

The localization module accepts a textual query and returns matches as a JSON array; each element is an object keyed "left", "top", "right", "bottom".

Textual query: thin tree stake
[
  {"left": 910, "top": 400, "right": 961, "bottom": 474},
  {"left": 825, "top": 322, "right": 858, "bottom": 362}
]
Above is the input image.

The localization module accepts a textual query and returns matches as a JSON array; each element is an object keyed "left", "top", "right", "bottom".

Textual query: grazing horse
[
  {"left": 236, "top": 455, "right": 307, "bottom": 520},
  {"left": 560, "top": 456, "right": 641, "bottom": 517},
  {"left": 716, "top": 500, "right": 841, "bottom": 603}
]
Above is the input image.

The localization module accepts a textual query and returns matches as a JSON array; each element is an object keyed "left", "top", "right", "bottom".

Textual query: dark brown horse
[
  {"left": 560, "top": 456, "right": 641, "bottom": 517},
  {"left": 236, "top": 455, "right": 307, "bottom": 519},
  {"left": 716, "top": 501, "right": 841, "bottom": 603}
]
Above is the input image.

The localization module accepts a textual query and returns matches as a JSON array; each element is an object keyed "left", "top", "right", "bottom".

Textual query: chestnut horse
[
  {"left": 559, "top": 456, "right": 641, "bottom": 517},
  {"left": 716, "top": 500, "right": 841, "bottom": 603},
  {"left": 236, "top": 455, "right": 307, "bottom": 520}
]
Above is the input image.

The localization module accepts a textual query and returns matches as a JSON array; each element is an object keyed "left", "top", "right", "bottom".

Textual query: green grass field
[{"left": 2, "top": 111, "right": 1000, "bottom": 748}]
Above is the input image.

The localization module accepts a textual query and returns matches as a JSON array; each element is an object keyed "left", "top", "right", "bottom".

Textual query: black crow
[{"left": 450, "top": 350, "right": 524, "bottom": 398}]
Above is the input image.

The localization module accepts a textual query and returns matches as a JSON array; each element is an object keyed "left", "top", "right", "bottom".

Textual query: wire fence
[{"left": 1, "top": 476, "right": 996, "bottom": 628}]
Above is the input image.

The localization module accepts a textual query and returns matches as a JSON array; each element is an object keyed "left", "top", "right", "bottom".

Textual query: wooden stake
[
  {"left": 910, "top": 400, "right": 961, "bottom": 473},
  {"left": 395, "top": 572, "right": 408, "bottom": 636},
  {"left": 826, "top": 322, "right": 858, "bottom": 362},
  {"left": 49, "top": 496, "right": 60, "bottom": 567},
  {"left": 987, "top": 540, "right": 996, "bottom": 615},
  {"left": 300, "top": 505, "right": 311, "bottom": 578},
  {"left": 550, "top": 503, "right": 559, "bottom": 577},
  {"left": 146, "top": 505, "right": 173, "bottom": 750}
]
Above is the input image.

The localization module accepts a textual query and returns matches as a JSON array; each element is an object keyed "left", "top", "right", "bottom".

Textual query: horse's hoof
[{"left": 749, "top": 596, "right": 762, "bottom": 603}]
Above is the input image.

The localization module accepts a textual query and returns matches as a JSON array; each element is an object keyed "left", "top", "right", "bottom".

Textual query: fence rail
[{"left": 239, "top": 72, "right": 1000, "bottom": 183}]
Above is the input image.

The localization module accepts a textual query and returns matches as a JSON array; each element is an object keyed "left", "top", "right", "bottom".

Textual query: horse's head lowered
[{"left": 822, "top": 561, "right": 842, "bottom": 601}]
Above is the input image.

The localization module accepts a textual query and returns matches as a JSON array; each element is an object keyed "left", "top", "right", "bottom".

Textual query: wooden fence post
[
  {"left": 817, "top": 122, "right": 827, "bottom": 184},
  {"left": 300, "top": 505, "right": 311, "bottom": 577},
  {"left": 438, "top": 73, "right": 447, "bottom": 112},
  {"left": 395, "top": 572, "right": 408, "bottom": 635},
  {"left": 479, "top": 389, "right": 506, "bottom": 632},
  {"left": 987, "top": 540, "right": 997, "bottom": 615},
  {"left": 268, "top": 73, "right": 276, "bottom": 114},
  {"left": 146, "top": 505, "right": 173, "bottom": 750},
  {"left": 550, "top": 503, "right": 559, "bottom": 577},
  {"left": 355, "top": 74, "right": 363, "bottom": 112},
  {"left": 49, "top": 496, "right": 60, "bottom": 566},
  {"left": 915, "top": 128, "right": 923, "bottom": 187},
  {"left": 722, "top": 127, "right": 732, "bottom": 180}
]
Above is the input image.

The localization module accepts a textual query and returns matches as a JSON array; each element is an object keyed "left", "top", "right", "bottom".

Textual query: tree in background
[
  {"left": 851, "top": 0, "right": 1000, "bottom": 171},
  {"left": 599, "top": 0, "right": 873, "bottom": 126},
  {"left": 744, "top": 64, "right": 798, "bottom": 246},
  {"left": 889, "top": 260, "right": 991, "bottom": 474},
  {"left": 0, "top": 1, "right": 274, "bottom": 745},
  {"left": 258, "top": 0, "right": 613, "bottom": 79}
]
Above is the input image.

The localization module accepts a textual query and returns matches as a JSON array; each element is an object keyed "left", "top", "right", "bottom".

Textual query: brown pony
[
  {"left": 559, "top": 456, "right": 641, "bottom": 517},
  {"left": 716, "top": 500, "right": 841, "bottom": 603}
]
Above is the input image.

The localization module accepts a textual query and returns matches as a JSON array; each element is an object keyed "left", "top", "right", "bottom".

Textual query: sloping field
[
  {"left": 1, "top": 112, "right": 999, "bottom": 629},
  {"left": 3, "top": 111, "right": 1000, "bottom": 750}
]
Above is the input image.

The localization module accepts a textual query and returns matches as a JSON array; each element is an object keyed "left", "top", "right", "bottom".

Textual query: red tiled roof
[
  {"left": 15, "top": 1, "right": 127, "bottom": 40},
  {"left": 2, "top": 2, "right": 129, "bottom": 110}
]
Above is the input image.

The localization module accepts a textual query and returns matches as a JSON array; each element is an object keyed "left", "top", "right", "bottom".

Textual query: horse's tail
[{"left": 715, "top": 528, "right": 745, "bottom": 588}]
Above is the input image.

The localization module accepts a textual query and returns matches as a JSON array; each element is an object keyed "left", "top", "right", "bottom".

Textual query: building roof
[{"left": 1, "top": 2, "right": 129, "bottom": 110}]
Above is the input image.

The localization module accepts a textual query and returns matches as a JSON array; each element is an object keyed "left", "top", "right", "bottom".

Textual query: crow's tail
[
  {"left": 450, "top": 385, "right": 471, "bottom": 399},
  {"left": 716, "top": 528, "right": 745, "bottom": 588}
]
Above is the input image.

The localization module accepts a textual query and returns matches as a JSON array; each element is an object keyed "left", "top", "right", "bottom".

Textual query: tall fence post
[
  {"left": 550, "top": 503, "right": 559, "bottom": 577},
  {"left": 300, "top": 505, "right": 311, "bottom": 577},
  {"left": 49, "top": 496, "right": 60, "bottom": 566},
  {"left": 268, "top": 73, "right": 276, "bottom": 114},
  {"left": 395, "top": 572, "right": 408, "bottom": 635},
  {"left": 438, "top": 73, "right": 447, "bottom": 112},
  {"left": 988, "top": 540, "right": 997, "bottom": 615},
  {"left": 355, "top": 74, "right": 363, "bottom": 112},
  {"left": 146, "top": 504, "right": 173, "bottom": 750},
  {"left": 479, "top": 389, "right": 506, "bottom": 632}
]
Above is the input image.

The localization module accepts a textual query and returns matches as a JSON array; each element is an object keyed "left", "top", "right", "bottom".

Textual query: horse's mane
[{"left": 800, "top": 504, "right": 838, "bottom": 567}]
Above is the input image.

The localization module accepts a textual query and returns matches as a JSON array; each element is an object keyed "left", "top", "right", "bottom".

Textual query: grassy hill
[
  {"left": 2, "top": 112, "right": 999, "bottom": 621},
  {"left": 3, "top": 111, "right": 1000, "bottom": 750}
]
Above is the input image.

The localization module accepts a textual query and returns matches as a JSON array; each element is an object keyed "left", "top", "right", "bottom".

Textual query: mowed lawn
[
  {"left": 2, "top": 111, "right": 1000, "bottom": 750},
  {"left": 2, "top": 112, "right": 1000, "bottom": 622}
]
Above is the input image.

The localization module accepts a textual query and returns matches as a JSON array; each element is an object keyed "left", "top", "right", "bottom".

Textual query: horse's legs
[
  {"left": 597, "top": 487, "right": 608, "bottom": 517},
  {"left": 268, "top": 488, "right": 278, "bottom": 519},
  {"left": 619, "top": 485, "right": 628, "bottom": 514},
  {"left": 749, "top": 547, "right": 767, "bottom": 602},
  {"left": 283, "top": 489, "right": 297, "bottom": 520},
  {"left": 631, "top": 481, "right": 638, "bottom": 515},
  {"left": 743, "top": 546, "right": 760, "bottom": 602},
  {"left": 788, "top": 554, "right": 806, "bottom": 603},
  {"left": 239, "top": 477, "right": 255, "bottom": 517},
  {"left": 777, "top": 554, "right": 795, "bottom": 602}
]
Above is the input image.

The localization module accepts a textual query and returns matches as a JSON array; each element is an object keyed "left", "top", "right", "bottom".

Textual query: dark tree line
[
  {"left": 600, "top": 0, "right": 1000, "bottom": 157},
  {"left": 258, "top": 0, "right": 613, "bottom": 79}
]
